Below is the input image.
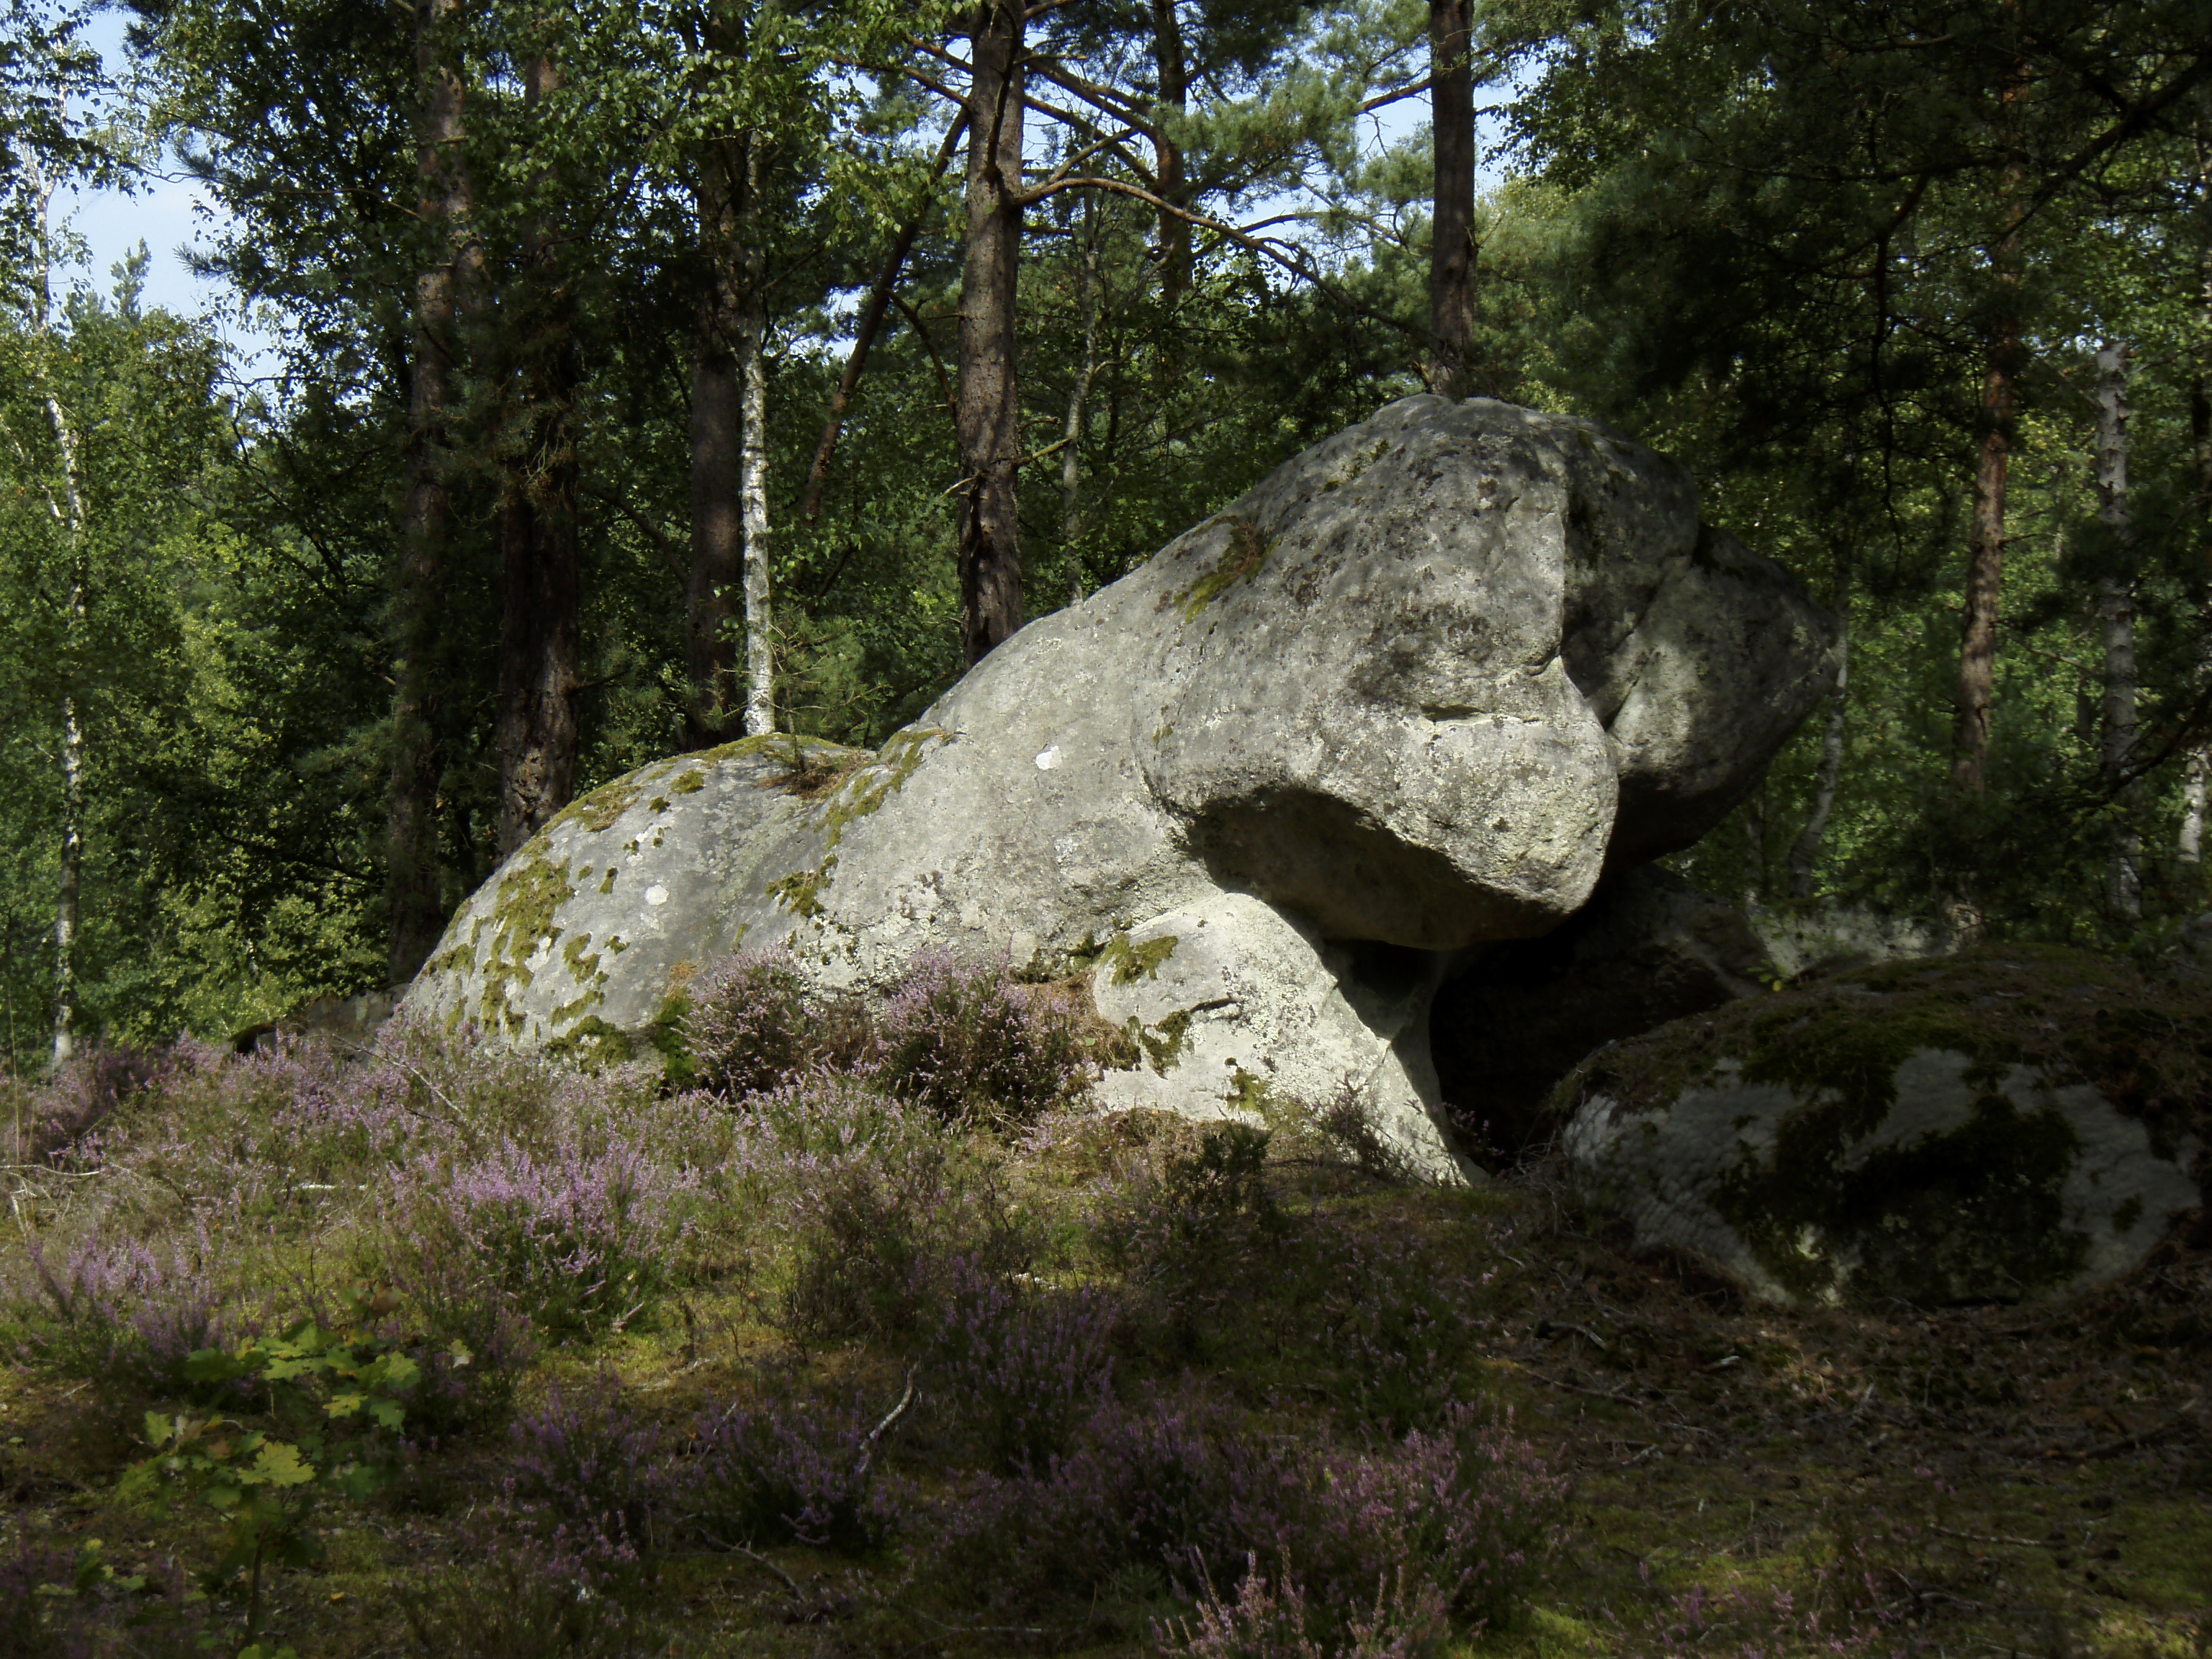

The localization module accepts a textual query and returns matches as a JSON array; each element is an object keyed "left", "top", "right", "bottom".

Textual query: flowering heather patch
[
  {"left": 1287, "top": 1406, "right": 1564, "bottom": 1635},
  {"left": 8, "top": 1228, "right": 239, "bottom": 1396},
  {"left": 941, "top": 1390, "right": 1560, "bottom": 1642},
  {"left": 0, "top": 1539, "right": 91, "bottom": 1659},
  {"left": 940, "top": 1391, "right": 1292, "bottom": 1604},
  {"left": 379, "top": 1127, "right": 681, "bottom": 1341},
  {"left": 930, "top": 1254, "right": 1115, "bottom": 1471},
  {"left": 682, "top": 948, "right": 840, "bottom": 1094},
  {"left": 874, "top": 948, "right": 1097, "bottom": 1124},
  {"left": 732, "top": 1079, "right": 1015, "bottom": 1344},
  {"left": 680, "top": 1394, "right": 902, "bottom": 1555},
  {"left": 1163, "top": 1554, "right": 1455, "bottom": 1659},
  {"left": 397, "top": 1525, "right": 656, "bottom": 1659},
  {"left": 2, "top": 1043, "right": 171, "bottom": 1168},
  {"left": 508, "top": 1371, "right": 667, "bottom": 1546}
]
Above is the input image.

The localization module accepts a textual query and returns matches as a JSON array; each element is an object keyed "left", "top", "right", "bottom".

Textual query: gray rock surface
[
  {"left": 1431, "top": 867, "right": 1777, "bottom": 1159},
  {"left": 405, "top": 396, "right": 1840, "bottom": 1174},
  {"left": 1564, "top": 1051, "right": 2200, "bottom": 1307},
  {"left": 1748, "top": 904, "right": 1958, "bottom": 981},
  {"left": 1555, "top": 948, "right": 2208, "bottom": 1305}
]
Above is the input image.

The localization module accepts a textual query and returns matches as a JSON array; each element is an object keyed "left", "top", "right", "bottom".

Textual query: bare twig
[{"left": 853, "top": 1367, "right": 917, "bottom": 1479}]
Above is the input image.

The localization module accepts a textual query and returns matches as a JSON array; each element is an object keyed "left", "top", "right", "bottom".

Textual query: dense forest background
[{"left": 1, "top": 0, "right": 2208, "bottom": 1062}]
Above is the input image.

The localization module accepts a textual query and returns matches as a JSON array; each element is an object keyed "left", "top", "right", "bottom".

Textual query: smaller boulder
[{"left": 1556, "top": 946, "right": 2206, "bottom": 1307}]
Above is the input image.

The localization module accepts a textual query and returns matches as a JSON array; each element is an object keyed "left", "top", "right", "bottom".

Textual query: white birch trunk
[
  {"left": 1062, "top": 194, "right": 1101, "bottom": 607},
  {"left": 738, "top": 135, "right": 775, "bottom": 739},
  {"left": 2094, "top": 339, "right": 2140, "bottom": 922},
  {"left": 32, "top": 174, "right": 87, "bottom": 1066},
  {"left": 2183, "top": 750, "right": 2207, "bottom": 866}
]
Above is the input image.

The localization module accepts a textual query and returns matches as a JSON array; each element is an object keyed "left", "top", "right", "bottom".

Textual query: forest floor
[{"left": 3, "top": 1070, "right": 2208, "bottom": 1659}]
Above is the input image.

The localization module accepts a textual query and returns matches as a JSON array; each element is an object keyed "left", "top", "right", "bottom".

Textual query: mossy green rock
[
  {"left": 1557, "top": 947, "right": 2208, "bottom": 1306},
  {"left": 405, "top": 737, "right": 861, "bottom": 1057}
]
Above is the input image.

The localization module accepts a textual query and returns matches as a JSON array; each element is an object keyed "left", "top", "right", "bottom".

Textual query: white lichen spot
[
  {"left": 644, "top": 884, "right": 670, "bottom": 907},
  {"left": 1035, "top": 745, "right": 1063, "bottom": 770}
]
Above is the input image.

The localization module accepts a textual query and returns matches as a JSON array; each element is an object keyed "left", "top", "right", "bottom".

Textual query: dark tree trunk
[
  {"left": 1951, "top": 340, "right": 2015, "bottom": 796},
  {"left": 1062, "top": 190, "right": 1101, "bottom": 606},
  {"left": 388, "top": 0, "right": 470, "bottom": 981},
  {"left": 496, "top": 42, "right": 583, "bottom": 856},
  {"left": 1150, "top": 0, "right": 1190, "bottom": 315},
  {"left": 688, "top": 109, "right": 747, "bottom": 750},
  {"left": 958, "top": 0, "right": 1025, "bottom": 665},
  {"left": 1951, "top": 59, "right": 2026, "bottom": 798},
  {"left": 2094, "top": 339, "right": 2140, "bottom": 920},
  {"left": 1428, "top": 0, "right": 1478, "bottom": 400},
  {"left": 2188, "top": 367, "right": 2212, "bottom": 863}
]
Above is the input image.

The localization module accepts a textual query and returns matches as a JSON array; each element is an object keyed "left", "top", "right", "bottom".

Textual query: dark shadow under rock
[{"left": 1430, "top": 867, "right": 1776, "bottom": 1161}]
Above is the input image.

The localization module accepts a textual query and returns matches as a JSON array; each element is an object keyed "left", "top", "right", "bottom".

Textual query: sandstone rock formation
[
  {"left": 404, "top": 396, "right": 1840, "bottom": 1174},
  {"left": 1557, "top": 947, "right": 2206, "bottom": 1305}
]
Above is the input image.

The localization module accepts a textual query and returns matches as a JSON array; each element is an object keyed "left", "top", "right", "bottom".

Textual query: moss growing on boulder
[{"left": 1556, "top": 947, "right": 2208, "bottom": 1307}]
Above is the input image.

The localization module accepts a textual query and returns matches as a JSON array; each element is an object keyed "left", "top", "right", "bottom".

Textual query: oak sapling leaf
[{"left": 126, "top": 1293, "right": 418, "bottom": 1647}]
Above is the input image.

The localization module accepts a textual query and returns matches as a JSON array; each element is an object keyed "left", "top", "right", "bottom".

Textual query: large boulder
[
  {"left": 1556, "top": 946, "right": 2208, "bottom": 1305},
  {"left": 405, "top": 396, "right": 1840, "bottom": 1174},
  {"left": 1431, "top": 867, "right": 1779, "bottom": 1161}
]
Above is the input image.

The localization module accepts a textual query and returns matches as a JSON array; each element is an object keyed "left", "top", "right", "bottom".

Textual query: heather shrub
[
  {"left": 943, "top": 1396, "right": 1559, "bottom": 1640},
  {"left": 930, "top": 1255, "right": 1115, "bottom": 1471},
  {"left": 1269, "top": 1086, "right": 1422, "bottom": 1185},
  {"left": 0, "top": 1539, "right": 91, "bottom": 1659},
  {"left": 1308, "top": 1228, "right": 1483, "bottom": 1436},
  {"left": 875, "top": 949, "right": 1096, "bottom": 1124},
  {"left": 397, "top": 1529, "right": 656, "bottom": 1658},
  {"left": 744, "top": 1080, "right": 1019, "bottom": 1344},
  {"left": 680, "top": 1395, "right": 901, "bottom": 1555},
  {"left": 681, "top": 948, "right": 828, "bottom": 1094},
  {"left": 1283, "top": 1406, "right": 1564, "bottom": 1636},
  {"left": 1095, "top": 1121, "right": 1281, "bottom": 1272},
  {"left": 1, "top": 1043, "right": 170, "bottom": 1168},
  {"left": 378, "top": 1128, "right": 679, "bottom": 1341},
  {"left": 508, "top": 1372, "right": 666, "bottom": 1546},
  {"left": 942, "top": 1392, "right": 1292, "bottom": 1605},
  {"left": 8, "top": 1230, "right": 240, "bottom": 1396},
  {"left": 1164, "top": 1555, "right": 1454, "bottom": 1659}
]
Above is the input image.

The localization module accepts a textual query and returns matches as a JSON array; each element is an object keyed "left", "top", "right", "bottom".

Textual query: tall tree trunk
[
  {"left": 2188, "top": 364, "right": 2212, "bottom": 866},
  {"left": 688, "top": 115, "right": 746, "bottom": 749},
  {"left": 388, "top": 0, "right": 472, "bottom": 981},
  {"left": 496, "top": 40, "right": 583, "bottom": 855},
  {"left": 1063, "top": 192, "right": 1102, "bottom": 606},
  {"left": 32, "top": 174, "right": 84, "bottom": 1066},
  {"left": 737, "top": 135, "right": 775, "bottom": 739},
  {"left": 2183, "top": 129, "right": 2212, "bottom": 868},
  {"left": 1788, "top": 560, "right": 1851, "bottom": 900},
  {"left": 1951, "top": 56, "right": 2027, "bottom": 797},
  {"left": 957, "top": 0, "right": 1026, "bottom": 665},
  {"left": 1149, "top": 0, "right": 1190, "bottom": 315},
  {"left": 52, "top": 690, "right": 81, "bottom": 1066},
  {"left": 2185, "top": 750, "right": 2208, "bottom": 866},
  {"left": 1428, "top": 0, "right": 1478, "bottom": 400},
  {"left": 2093, "top": 339, "right": 2140, "bottom": 922}
]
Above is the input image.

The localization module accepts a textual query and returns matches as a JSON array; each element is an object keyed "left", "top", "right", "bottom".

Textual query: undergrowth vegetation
[{"left": 1, "top": 948, "right": 2206, "bottom": 1658}]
